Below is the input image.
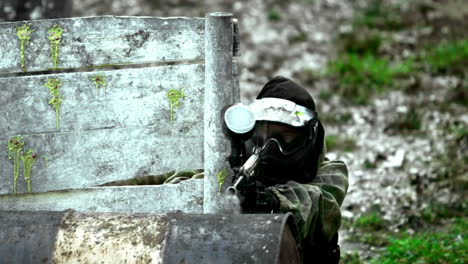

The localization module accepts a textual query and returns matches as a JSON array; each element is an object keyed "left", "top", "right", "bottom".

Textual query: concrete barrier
[{"left": 0, "top": 210, "right": 301, "bottom": 264}]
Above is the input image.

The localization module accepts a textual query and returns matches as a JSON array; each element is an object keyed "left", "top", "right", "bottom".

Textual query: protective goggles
[{"left": 253, "top": 121, "right": 312, "bottom": 155}]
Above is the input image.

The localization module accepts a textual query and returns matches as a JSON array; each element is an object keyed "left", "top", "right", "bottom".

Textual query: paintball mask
[
  {"left": 224, "top": 98, "right": 319, "bottom": 185},
  {"left": 250, "top": 97, "right": 317, "bottom": 155}
]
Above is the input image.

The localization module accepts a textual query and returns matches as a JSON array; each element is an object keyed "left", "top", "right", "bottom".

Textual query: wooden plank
[
  {"left": 0, "top": 64, "right": 205, "bottom": 194},
  {"left": 0, "top": 179, "right": 204, "bottom": 213},
  {"left": 0, "top": 16, "right": 205, "bottom": 74}
]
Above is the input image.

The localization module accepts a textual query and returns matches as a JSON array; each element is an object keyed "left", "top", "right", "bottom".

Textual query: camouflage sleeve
[{"left": 268, "top": 160, "right": 349, "bottom": 246}]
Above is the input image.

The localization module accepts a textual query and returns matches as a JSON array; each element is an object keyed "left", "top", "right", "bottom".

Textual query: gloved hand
[{"left": 239, "top": 181, "right": 280, "bottom": 214}]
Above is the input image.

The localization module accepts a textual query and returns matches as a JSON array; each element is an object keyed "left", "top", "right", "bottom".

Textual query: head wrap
[{"left": 253, "top": 76, "right": 325, "bottom": 184}]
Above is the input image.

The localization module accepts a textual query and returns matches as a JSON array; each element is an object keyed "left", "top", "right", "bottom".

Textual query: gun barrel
[
  {"left": 226, "top": 175, "right": 246, "bottom": 196},
  {"left": 226, "top": 186, "right": 237, "bottom": 196}
]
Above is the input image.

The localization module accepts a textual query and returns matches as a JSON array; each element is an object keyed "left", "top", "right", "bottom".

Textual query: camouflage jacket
[{"left": 268, "top": 158, "right": 349, "bottom": 249}]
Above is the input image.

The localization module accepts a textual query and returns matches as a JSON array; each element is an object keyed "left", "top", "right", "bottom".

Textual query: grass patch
[
  {"left": 354, "top": 212, "right": 386, "bottom": 231},
  {"left": 267, "top": 10, "right": 281, "bottom": 21},
  {"left": 421, "top": 203, "right": 467, "bottom": 225},
  {"left": 373, "top": 218, "right": 468, "bottom": 264},
  {"left": 425, "top": 39, "right": 468, "bottom": 75},
  {"left": 327, "top": 53, "right": 414, "bottom": 104},
  {"left": 326, "top": 135, "right": 358, "bottom": 152},
  {"left": 347, "top": 212, "right": 391, "bottom": 247}
]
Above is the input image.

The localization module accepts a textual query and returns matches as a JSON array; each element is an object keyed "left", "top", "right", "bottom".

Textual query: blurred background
[{"left": 1, "top": 0, "right": 467, "bottom": 262}]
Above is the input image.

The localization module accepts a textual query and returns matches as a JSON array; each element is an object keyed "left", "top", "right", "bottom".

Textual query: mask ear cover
[{"left": 256, "top": 118, "right": 324, "bottom": 185}]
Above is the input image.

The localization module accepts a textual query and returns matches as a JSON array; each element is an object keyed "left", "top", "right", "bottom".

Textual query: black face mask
[{"left": 252, "top": 120, "right": 320, "bottom": 186}]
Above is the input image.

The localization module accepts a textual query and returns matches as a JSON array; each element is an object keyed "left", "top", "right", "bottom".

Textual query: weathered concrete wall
[
  {"left": 0, "top": 179, "right": 204, "bottom": 213},
  {"left": 0, "top": 64, "right": 204, "bottom": 194},
  {"left": 0, "top": 16, "right": 205, "bottom": 74}
]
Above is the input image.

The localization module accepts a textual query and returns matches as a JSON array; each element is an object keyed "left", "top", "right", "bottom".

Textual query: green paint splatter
[
  {"left": 167, "top": 88, "right": 184, "bottom": 123},
  {"left": 7, "top": 136, "right": 24, "bottom": 194},
  {"left": 15, "top": 23, "right": 35, "bottom": 72},
  {"left": 20, "top": 149, "right": 37, "bottom": 193},
  {"left": 47, "top": 24, "right": 63, "bottom": 69},
  {"left": 295, "top": 111, "right": 304, "bottom": 116},
  {"left": 90, "top": 74, "right": 107, "bottom": 95},
  {"left": 215, "top": 169, "right": 227, "bottom": 193},
  {"left": 45, "top": 78, "right": 63, "bottom": 129}
]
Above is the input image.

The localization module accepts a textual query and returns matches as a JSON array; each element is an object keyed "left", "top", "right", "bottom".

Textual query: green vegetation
[
  {"left": 347, "top": 212, "right": 391, "bottom": 247},
  {"left": 373, "top": 218, "right": 467, "bottom": 264},
  {"left": 325, "top": 135, "right": 357, "bottom": 152},
  {"left": 354, "top": 212, "right": 386, "bottom": 231},
  {"left": 345, "top": 210, "right": 467, "bottom": 263},
  {"left": 327, "top": 53, "right": 414, "bottom": 104},
  {"left": 421, "top": 203, "right": 467, "bottom": 224},
  {"left": 425, "top": 39, "right": 468, "bottom": 75},
  {"left": 267, "top": 10, "right": 281, "bottom": 21}
]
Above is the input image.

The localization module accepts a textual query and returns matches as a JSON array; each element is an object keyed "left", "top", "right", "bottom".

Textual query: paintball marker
[
  {"left": 226, "top": 149, "right": 260, "bottom": 196},
  {"left": 223, "top": 104, "right": 259, "bottom": 196},
  {"left": 223, "top": 103, "right": 281, "bottom": 213}
]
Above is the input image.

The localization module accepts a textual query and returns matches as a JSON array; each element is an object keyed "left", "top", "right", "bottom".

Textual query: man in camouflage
[{"left": 240, "top": 76, "right": 349, "bottom": 263}]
